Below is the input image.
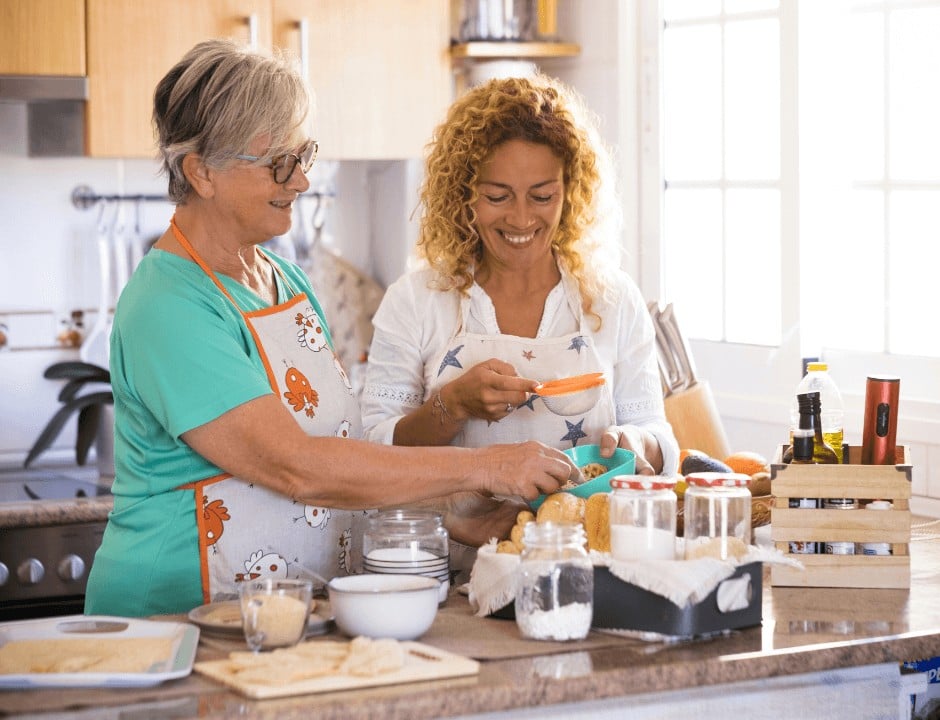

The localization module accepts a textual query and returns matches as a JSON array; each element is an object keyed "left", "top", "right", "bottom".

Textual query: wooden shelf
[{"left": 450, "top": 41, "right": 580, "bottom": 60}]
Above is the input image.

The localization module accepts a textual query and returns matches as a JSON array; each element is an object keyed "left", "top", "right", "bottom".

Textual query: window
[{"left": 652, "top": 0, "right": 940, "bottom": 406}]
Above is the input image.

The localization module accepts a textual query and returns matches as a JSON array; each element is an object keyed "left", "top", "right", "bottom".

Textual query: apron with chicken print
[
  {"left": 171, "top": 219, "right": 368, "bottom": 604},
  {"left": 432, "top": 275, "right": 615, "bottom": 451}
]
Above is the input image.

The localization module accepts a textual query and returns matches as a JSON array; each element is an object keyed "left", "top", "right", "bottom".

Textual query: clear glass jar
[
  {"left": 362, "top": 509, "right": 450, "bottom": 603},
  {"left": 515, "top": 522, "right": 593, "bottom": 641},
  {"left": 609, "top": 476, "right": 677, "bottom": 561},
  {"left": 683, "top": 472, "right": 752, "bottom": 561}
]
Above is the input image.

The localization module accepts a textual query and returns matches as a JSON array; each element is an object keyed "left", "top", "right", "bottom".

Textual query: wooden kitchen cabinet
[
  {"left": 0, "top": 0, "right": 85, "bottom": 75},
  {"left": 273, "top": 0, "right": 452, "bottom": 160},
  {"left": 85, "top": 0, "right": 450, "bottom": 159},
  {"left": 85, "top": 0, "right": 273, "bottom": 158}
]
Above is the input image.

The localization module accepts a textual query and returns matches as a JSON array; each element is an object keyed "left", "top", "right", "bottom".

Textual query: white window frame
[{"left": 635, "top": 0, "right": 940, "bottom": 465}]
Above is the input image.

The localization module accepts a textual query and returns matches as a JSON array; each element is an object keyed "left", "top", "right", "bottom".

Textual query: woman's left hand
[{"left": 599, "top": 424, "right": 664, "bottom": 475}]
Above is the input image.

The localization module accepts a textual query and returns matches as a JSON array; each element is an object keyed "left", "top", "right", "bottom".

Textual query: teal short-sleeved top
[{"left": 84, "top": 246, "right": 332, "bottom": 617}]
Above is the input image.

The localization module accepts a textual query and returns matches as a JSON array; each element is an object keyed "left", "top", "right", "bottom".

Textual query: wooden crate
[{"left": 770, "top": 445, "right": 912, "bottom": 589}]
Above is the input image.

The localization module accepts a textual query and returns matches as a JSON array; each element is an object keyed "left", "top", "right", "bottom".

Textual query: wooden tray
[
  {"left": 194, "top": 640, "right": 479, "bottom": 699},
  {"left": 769, "top": 445, "right": 912, "bottom": 589}
]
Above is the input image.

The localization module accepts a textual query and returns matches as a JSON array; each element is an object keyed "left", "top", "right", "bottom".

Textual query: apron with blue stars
[{"left": 431, "top": 275, "right": 615, "bottom": 450}]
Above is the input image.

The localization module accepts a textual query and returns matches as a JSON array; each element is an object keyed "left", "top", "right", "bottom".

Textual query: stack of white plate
[{"left": 362, "top": 548, "right": 449, "bottom": 603}]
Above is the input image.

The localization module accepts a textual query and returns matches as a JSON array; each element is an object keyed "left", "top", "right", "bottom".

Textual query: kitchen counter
[
  {"left": 0, "top": 494, "right": 112, "bottom": 528},
  {"left": 4, "top": 524, "right": 940, "bottom": 719}
]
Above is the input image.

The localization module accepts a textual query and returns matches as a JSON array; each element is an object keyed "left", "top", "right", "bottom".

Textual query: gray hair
[{"left": 153, "top": 38, "right": 312, "bottom": 204}]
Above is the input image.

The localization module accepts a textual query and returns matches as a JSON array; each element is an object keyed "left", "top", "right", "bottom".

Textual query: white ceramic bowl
[{"left": 327, "top": 573, "right": 440, "bottom": 640}]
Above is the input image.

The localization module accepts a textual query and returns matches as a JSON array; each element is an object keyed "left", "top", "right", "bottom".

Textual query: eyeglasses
[{"left": 235, "top": 139, "right": 318, "bottom": 184}]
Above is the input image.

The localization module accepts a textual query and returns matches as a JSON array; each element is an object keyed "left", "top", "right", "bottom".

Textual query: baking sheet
[
  {"left": 194, "top": 640, "right": 480, "bottom": 699},
  {"left": 0, "top": 615, "right": 199, "bottom": 689},
  {"left": 188, "top": 600, "right": 333, "bottom": 638}
]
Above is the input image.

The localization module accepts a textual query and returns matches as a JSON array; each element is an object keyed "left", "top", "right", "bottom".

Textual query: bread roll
[
  {"left": 510, "top": 522, "right": 527, "bottom": 552},
  {"left": 496, "top": 540, "right": 519, "bottom": 554},
  {"left": 749, "top": 471, "right": 772, "bottom": 497},
  {"left": 536, "top": 492, "right": 585, "bottom": 524},
  {"left": 584, "top": 492, "right": 610, "bottom": 552}
]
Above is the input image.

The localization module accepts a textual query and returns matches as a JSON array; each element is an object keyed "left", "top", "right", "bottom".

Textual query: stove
[{"left": 0, "top": 466, "right": 112, "bottom": 620}]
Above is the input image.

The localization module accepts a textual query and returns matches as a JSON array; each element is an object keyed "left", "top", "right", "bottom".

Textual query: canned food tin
[
  {"left": 824, "top": 498, "right": 858, "bottom": 510},
  {"left": 859, "top": 500, "right": 893, "bottom": 555},
  {"left": 787, "top": 498, "right": 818, "bottom": 554},
  {"left": 825, "top": 541, "right": 855, "bottom": 555}
]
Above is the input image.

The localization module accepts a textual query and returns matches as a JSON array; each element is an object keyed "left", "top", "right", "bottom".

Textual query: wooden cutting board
[
  {"left": 664, "top": 380, "right": 731, "bottom": 460},
  {"left": 194, "top": 641, "right": 480, "bottom": 699}
]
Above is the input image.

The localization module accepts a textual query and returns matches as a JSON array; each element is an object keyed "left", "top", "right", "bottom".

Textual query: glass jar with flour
[
  {"left": 609, "top": 475, "right": 678, "bottom": 561},
  {"left": 515, "top": 522, "right": 593, "bottom": 641}
]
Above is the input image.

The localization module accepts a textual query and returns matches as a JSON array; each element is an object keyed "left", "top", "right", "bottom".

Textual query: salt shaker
[
  {"left": 515, "top": 522, "right": 593, "bottom": 641},
  {"left": 609, "top": 475, "right": 677, "bottom": 561},
  {"left": 684, "top": 472, "right": 752, "bottom": 561},
  {"left": 362, "top": 509, "right": 450, "bottom": 603}
]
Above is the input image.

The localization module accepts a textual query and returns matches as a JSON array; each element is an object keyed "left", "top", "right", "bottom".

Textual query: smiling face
[
  {"left": 211, "top": 134, "right": 312, "bottom": 243},
  {"left": 472, "top": 139, "right": 565, "bottom": 274}
]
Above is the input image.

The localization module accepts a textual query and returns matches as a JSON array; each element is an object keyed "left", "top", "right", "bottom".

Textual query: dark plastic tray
[{"left": 491, "top": 562, "right": 763, "bottom": 639}]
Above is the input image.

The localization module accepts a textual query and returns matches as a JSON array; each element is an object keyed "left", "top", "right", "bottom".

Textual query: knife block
[{"left": 664, "top": 380, "right": 731, "bottom": 460}]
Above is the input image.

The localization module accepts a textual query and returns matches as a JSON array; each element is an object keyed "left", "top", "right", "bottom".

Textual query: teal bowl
[{"left": 530, "top": 445, "right": 636, "bottom": 510}]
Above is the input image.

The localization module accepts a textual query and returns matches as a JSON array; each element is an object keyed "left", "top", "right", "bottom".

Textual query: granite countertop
[
  {"left": 5, "top": 522, "right": 940, "bottom": 719},
  {"left": 0, "top": 494, "right": 112, "bottom": 528}
]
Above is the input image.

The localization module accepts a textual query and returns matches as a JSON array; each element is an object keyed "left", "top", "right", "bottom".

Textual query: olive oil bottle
[{"left": 796, "top": 391, "right": 839, "bottom": 464}]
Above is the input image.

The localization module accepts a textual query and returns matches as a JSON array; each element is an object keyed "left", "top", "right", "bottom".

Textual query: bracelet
[{"left": 432, "top": 392, "right": 455, "bottom": 425}]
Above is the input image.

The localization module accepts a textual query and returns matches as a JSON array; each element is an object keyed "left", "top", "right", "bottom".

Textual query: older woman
[
  {"left": 84, "top": 41, "right": 573, "bottom": 618},
  {"left": 361, "top": 73, "right": 679, "bottom": 569}
]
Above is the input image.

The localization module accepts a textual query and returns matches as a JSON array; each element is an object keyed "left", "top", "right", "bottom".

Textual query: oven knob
[
  {"left": 58, "top": 554, "right": 86, "bottom": 582},
  {"left": 17, "top": 558, "right": 45, "bottom": 585},
  {"left": 0, "top": 562, "right": 8, "bottom": 586}
]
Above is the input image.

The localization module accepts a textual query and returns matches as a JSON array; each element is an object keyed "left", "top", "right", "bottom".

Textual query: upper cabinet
[
  {"left": 85, "top": 0, "right": 450, "bottom": 159},
  {"left": 85, "top": 0, "right": 272, "bottom": 158},
  {"left": 0, "top": 0, "right": 86, "bottom": 75},
  {"left": 2, "top": 1, "right": 451, "bottom": 159},
  {"left": 273, "top": 1, "right": 451, "bottom": 160}
]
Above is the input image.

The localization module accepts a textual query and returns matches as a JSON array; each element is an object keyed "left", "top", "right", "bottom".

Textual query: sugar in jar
[
  {"left": 683, "top": 472, "right": 752, "bottom": 561},
  {"left": 609, "top": 475, "right": 677, "bottom": 561},
  {"left": 515, "top": 522, "right": 593, "bottom": 641}
]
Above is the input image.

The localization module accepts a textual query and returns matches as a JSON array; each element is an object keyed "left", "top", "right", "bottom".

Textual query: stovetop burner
[{"left": 0, "top": 466, "right": 112, "bottom": 504}]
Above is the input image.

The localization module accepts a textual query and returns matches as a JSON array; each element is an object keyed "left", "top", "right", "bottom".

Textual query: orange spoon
[{"left": 535, "top": 373, "right": 606, "bottom": 396}]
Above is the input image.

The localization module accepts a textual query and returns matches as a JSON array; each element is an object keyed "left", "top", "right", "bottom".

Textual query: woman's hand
[
  {"left": 442, "top": 358, "right": 538, "bottom": 423},
  {"left": 599, "top": 425, "right": 664, "bottom": 475},
  {"left": 443, "top": 496, "right": 529, "bottom": 547},
  {"left": 471, "top": 440, "right": 577, "bottom": 501}
]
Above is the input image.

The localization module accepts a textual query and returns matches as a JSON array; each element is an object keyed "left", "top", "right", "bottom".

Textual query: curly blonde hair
[{"left": 416, "top": 73, "right": 623, "bottom": 329}]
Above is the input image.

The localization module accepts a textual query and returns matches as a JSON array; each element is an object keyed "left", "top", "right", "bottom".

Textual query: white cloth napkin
[{"left": 468, "top": 540, "right": 802, "bottom": 615}]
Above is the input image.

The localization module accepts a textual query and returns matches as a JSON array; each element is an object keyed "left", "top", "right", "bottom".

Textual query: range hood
[
  {"left": 0, "top": 75, "right": 88, "bottom": 157},
  {"left": 0, "top": 75, "right": 87, "bottom": 101}
]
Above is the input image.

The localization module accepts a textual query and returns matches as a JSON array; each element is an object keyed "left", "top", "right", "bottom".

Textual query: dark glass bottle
[
  {"left": 797, "top": 391, "right": 839, "bottom": 464},
  {"left": 790, "top": 428, "right": 815, "bottom": 464}
]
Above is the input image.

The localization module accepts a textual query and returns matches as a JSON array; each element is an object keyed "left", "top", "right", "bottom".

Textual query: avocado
[{"left": 681, "top": 454, "right": 733, "bottom": 475}]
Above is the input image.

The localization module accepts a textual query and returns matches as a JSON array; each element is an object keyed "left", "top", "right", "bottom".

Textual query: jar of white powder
[
  {"left": 609, "top": 475, "right": 677, "bottom": 561},
  {"left": 515, "top": 522, "right": 593, "bottom": 641}
]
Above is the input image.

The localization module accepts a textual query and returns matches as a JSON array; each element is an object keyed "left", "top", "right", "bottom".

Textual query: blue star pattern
[
  {"left": 437, "top": 344, "right": 464, "bottom": 376},
  {"left": 560, "top": 419, "right": 588, "bottom": 447},
  {"left": 568, "top": 335, "right": 588, "bottom": 354},
  {"left": 518, "top": 394, "right": 539, "bottom": 411}
]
